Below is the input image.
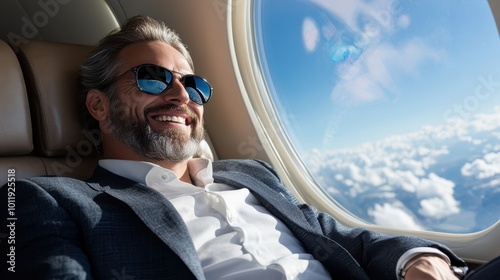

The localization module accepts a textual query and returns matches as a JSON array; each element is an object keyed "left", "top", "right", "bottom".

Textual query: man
[{"left": 0, "top": 15, "right": 481, "bottom": 279}]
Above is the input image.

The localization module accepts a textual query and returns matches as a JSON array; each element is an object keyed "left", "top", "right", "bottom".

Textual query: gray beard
[{"left": 107, "top": 99, "right": 203, "bottom": 162}]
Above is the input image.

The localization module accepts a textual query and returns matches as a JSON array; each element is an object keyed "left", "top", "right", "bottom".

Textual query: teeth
[{"left": 154, "top": 115, "right": 185, "bottom": 124}]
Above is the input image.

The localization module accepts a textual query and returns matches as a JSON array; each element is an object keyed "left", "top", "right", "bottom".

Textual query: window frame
[{"left": 226, "top": 0, "right": 500, "bottom": 264}]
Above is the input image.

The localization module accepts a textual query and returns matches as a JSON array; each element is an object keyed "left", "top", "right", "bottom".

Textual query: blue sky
[{"left": 256, "top": 0, "right": 500, "bottom": 153}]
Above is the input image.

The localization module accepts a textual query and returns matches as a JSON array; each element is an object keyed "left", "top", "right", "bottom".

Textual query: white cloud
[
  {"left": 416, "top": 173, "right": 455, "bottom": 199},
  {"left": 475, "top": 179, "right": 500, "bottom": 190},
  {"left": 416, "top": 173, "right": 459, "bottom": 219},
  {"left": 469, "top": 109, "right": 500, "bottom": 132},
  {"left": 383, "top": 169, "right": 419, "bottom": 193},
  {"left": 419, "top": 197, "right": 459, "bottom": 219},
  {"left": 302, "top": 17, "right": 320, "bottom": 52},
  {"left": 461, "top": 152, "right": 500, "bottom": 179},
  {"left": 368, "top": 203, "right": 423, "bottom": 230}
]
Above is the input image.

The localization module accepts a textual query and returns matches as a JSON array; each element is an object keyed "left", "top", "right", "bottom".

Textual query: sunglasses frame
[{"left": 111, "top": 63, "right": 212, "bottom": 105}]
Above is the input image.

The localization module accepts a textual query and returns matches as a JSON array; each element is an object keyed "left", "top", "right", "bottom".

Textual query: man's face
[{"left": 105, "top": 41, "right": 205, "bottom": 162}]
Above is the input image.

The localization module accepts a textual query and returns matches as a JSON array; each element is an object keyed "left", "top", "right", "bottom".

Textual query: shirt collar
[{"left": 98, "top": 158, "right": 213, "bottom": 188}]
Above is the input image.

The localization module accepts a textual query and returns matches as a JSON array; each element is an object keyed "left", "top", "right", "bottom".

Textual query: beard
[{"left": 107, "top": 98, "right": 204, "bottom": 162}]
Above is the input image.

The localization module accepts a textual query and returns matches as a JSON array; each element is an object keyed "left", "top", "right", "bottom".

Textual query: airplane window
[{"left": 253, "top": 0, "right": 500, "bottom": 233}]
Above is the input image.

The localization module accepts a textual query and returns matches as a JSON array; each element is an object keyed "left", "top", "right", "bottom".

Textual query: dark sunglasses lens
[
  {"left": 136, "top": 65, "right": 173, "bottom": 94},
  {"left": 183, "top": 75, "right": 212, "bottom": 104}
]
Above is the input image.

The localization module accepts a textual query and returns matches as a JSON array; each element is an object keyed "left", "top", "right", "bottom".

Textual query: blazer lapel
[{"left": 87, "top": 167, "right": 205, "bottom": 280}]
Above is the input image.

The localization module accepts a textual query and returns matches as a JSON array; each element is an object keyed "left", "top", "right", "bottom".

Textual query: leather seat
[
  {"left": 0, "top": 40, "right": 45, "bottom": 185},
  {"left": 16, "top": 40, "right": 99, "bottom": 180}
]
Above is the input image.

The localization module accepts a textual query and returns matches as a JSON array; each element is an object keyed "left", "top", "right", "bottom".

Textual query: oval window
[{"left": 253, "top": 0, "right": 500, "bottom": 233}]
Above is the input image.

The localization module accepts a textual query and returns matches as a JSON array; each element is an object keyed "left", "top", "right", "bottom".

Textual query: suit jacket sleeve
[
  {"left": 296, "top": 198, "right": 466, "bottom": 279},
  {"left": 0, "top": 179, "right": 92, "bottom": 279}
]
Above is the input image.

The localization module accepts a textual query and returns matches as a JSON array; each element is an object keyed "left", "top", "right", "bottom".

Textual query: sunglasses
[{"left": 114, "top": 64, "right": 212, "bottom": 105}]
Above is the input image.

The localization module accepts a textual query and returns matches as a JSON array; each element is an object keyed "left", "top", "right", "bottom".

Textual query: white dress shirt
[
  {"left": 99, "top": 158, "right": 450, "bottom": 280},
  {"left": 100, "top": 158, "right": 330, "bottom": 280}
]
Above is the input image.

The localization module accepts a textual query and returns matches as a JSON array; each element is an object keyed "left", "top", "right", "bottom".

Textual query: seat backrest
[
  {"left": 16, "top": 40, "right": 99, "bottom": 180},
  {"left": 0, "top": 40, "right": 45, "bottom": 185},
  {"left": 17, "top": 40, "right": 94, "bottom": 157},
  {"left": 0, "top": 40, "right": 98, "bottom": 184}
]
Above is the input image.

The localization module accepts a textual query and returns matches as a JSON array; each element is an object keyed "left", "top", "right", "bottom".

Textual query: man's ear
[{"left": 86, "top": 89, "right": 109, "bottom": 121}]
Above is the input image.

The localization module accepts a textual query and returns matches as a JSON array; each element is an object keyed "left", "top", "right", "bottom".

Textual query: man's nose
[{"left": 162, "top": 78, "right": 190, "bottom": 105}]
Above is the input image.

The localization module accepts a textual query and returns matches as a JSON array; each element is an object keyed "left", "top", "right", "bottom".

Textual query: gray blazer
[{"left": 0, "top": 159, "right": 466, "bottom": 279}]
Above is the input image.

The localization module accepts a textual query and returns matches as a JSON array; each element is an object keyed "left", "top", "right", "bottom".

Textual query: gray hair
[{"left": 79, "top": 15, "right": 193, "bottom": 151}]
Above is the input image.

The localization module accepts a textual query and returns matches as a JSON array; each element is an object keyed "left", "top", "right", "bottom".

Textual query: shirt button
[{"left": 161, "top": 174, "right": 169, "bottom": 180}]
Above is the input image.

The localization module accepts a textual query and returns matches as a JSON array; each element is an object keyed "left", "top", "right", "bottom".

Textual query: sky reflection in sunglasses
[{"left": 126, "top": 64, "right": 212, "bottom": 105}]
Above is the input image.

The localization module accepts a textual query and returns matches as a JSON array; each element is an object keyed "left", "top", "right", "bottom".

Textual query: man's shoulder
[
  {"left": 24, "top": 175, "right": 87, "bottom": 185},
  {"left": 7, "top": 165, "right": 121, "bottom": 194},
  {"left": 213, "top": 159, "right": 273, "bottom": 172},
  {"left": 0, "top": 175, "right": 99, "bottom": 209},
  {"left": 212, "top": 159, "right": 283, "bottom": 185},
  {"left": 11, "top": 175, "right": 93, "bottom": 196}
]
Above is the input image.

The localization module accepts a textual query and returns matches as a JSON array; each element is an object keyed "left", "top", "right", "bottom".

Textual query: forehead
[{"left": 118, "top": 41, "right": 192, "bottom": 74}]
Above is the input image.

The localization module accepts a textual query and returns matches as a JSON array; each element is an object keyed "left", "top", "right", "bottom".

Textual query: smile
[{"left": 154, "top": 115, "right": 186, "bottom": 124}]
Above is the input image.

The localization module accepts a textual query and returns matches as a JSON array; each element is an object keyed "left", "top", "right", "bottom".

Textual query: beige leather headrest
[
  {"left": 0, "top": 40, "right": 33, "bottom": 156},
  {"left": 17, "top": 40, "right": 94, "bottom": 157}
]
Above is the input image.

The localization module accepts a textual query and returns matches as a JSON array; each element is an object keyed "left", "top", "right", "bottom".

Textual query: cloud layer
[{"left": 305, "top": 107, "right": 500, "bottom": 233}]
